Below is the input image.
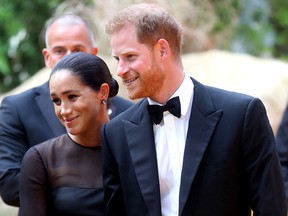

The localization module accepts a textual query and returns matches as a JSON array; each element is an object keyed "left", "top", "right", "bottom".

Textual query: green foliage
[
  {"left": 270, "top": 0, "right": 288, "bottom": 60},
  {"left": 226, "top": 0, "right": 275, "bottom": 57},
  {"left": 1, "top": 0, "right": 288, "bottom": 93},
  {"left": 211, "top": 0, "right": 240, "bottom": 33},
  {"left": 0, "top": 0, "right": 64, "bottom": 93}
]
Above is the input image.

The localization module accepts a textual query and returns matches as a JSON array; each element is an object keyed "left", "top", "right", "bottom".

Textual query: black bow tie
[{"left": 147, "top": 96, "right": 181, "bottom": 125}]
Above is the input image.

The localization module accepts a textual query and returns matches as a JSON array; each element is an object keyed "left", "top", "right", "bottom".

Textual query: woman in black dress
[{"left": 19, "top": 52, "right": 119, "bottom": 216}]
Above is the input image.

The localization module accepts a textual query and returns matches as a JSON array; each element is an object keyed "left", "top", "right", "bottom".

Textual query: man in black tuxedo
[
  {"left": 101, "top": 3, "right": 287, "bottom": 215},
  {"left": 276, "top": 104, "right": 288, "bottom": 203},
  {"left": 0, "top": 14, "right": 133, "bottom": 207}
]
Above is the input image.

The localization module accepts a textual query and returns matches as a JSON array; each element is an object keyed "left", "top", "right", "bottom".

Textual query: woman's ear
[{"left": 99, "top": 83, "right": 110, "bottom": 100}]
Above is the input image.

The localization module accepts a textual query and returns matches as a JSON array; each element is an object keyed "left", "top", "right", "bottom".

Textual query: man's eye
[
  {"left": 52, "top": 98, "right": 61, "bottom": 106},
  {"left": 113, "top": 56, "right": 119, "bottom": 62},
  {"left": 126, "top": 54, "right": 136, "bottom": 61},
  {"left": 54, "top": 49, "right": 65, "bottom": 55},
  {"left": 72, "top": 48, "right": 81, "bottom": 52}
]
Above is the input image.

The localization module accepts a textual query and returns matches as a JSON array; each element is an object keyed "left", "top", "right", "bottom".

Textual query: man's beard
[{"left": 128, "top": 60, "right": 164, "bottom": 100}]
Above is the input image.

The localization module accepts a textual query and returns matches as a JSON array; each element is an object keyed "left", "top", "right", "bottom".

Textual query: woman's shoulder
[
  {"left": 22, "top": 134, "right": 71, "bottom": 170},
  {"left": 29, "top": 134, "right": 69, "bottom": 157}
]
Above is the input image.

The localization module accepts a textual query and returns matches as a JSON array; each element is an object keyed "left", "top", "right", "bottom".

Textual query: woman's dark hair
[{"left": 50, "top": 52, "right": 119, "bottom": 98}]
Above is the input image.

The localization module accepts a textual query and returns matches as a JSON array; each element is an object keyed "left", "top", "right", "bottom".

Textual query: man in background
[
  {"left": 276, "top": 104, "right": 288, "bottom": 204},
  {"left": 0, "top": 14, "right": 133, "bottom": 207}
]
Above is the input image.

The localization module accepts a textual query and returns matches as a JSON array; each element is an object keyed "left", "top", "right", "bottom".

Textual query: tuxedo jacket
[
  {"left": 101, "top": 78, "right": 287, "bottom": 216},
  {"left": 276, "top": 103, "right": 288, "bottom": 203},
  {"left": 0, "top": 81, "right": 133, "bottom": 206}
]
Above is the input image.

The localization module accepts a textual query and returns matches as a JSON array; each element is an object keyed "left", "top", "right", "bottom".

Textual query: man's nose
[
  {"left": 117, "top": 60, "right": 130, "bottom": 77},
  {"left": 66, "top": 50, "right": 72, "bottom": 56}
]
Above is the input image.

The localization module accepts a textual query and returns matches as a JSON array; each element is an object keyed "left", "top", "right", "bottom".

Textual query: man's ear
[
  {"left": 91, "top": 47, "right": 99, "bottom": 56},
  {"left": 42, "top": 48, "right": 51, "bottom": 68},
  {"left": 157, "top": 38, "right": 170, "bottom": 59}
]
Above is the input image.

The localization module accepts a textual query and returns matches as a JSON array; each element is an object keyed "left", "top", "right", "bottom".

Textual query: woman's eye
[
  {"left": 68, "top": 95, "right": 78, "bottom": 100},
  {"left": 52, "top": 98, "right": 61, "bottom": 106}
]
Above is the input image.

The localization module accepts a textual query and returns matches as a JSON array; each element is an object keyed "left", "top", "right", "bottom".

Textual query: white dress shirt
[{"left": 148, "top": 74, "right": 194, "bottom": 216}]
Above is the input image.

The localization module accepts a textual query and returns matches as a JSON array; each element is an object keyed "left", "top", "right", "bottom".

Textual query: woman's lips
[{"left": 64, "top": 116, "right": 79, "bottom": 126}]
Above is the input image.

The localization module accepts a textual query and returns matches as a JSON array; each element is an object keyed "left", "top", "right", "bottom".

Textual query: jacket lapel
[
  {"left": 124, "top": 99, "right": 162, "bottom": 215},
  {"left": 179, "top": 78, "right": 222, "bottom": 215},
  {"left": 35, "top": 82, "right": 66, "bottom": 136},
  {"left": 123, "top": 79, "right": 223, "bottom": 215}
]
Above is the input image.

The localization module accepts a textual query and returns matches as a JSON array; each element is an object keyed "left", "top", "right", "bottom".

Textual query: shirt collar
[
  {"left": 172, "top": 73, "right": 194, "bottom": 116},
  {"left": 148, "top": 73, "right": 194, "bottom": 116}
]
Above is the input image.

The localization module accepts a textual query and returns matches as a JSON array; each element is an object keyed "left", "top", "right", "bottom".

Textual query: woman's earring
[{"left": 101, "top": 99, "right": 107, "bottom": 104}]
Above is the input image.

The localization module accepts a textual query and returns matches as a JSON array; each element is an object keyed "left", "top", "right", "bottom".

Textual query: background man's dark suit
[
  {"left": 0, "top": 81, "right": 133, "bottom": 206},
  {"left": 276, "top": 104, "right": 288, "bottom": 203},
  {"left": 102, "top": 78, "right": 286, "bottom": 216}
]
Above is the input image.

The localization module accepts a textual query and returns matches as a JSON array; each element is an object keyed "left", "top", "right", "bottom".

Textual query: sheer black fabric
[{"left": 19, "top": 134, "right": 104, "bottom": 216}]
